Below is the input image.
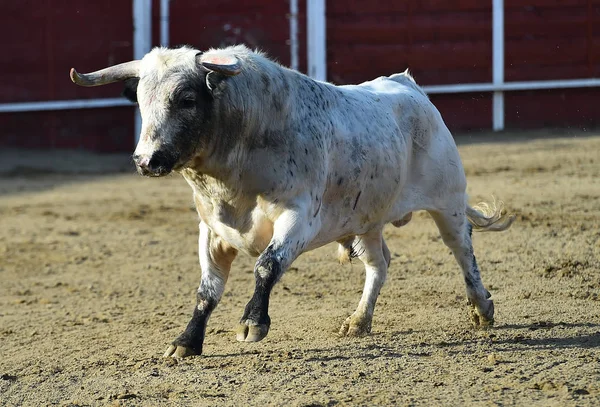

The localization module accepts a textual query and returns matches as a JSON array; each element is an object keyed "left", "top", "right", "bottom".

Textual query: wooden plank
[
  {"left": 328, "top": 42, "right": 491, "bottom": 85},
  {"left": 505, "top": 64, "right": 596, "bottom": 81},
  {"left": 0, "top": 107, "right": 135, "bottom": 151},
  {"left": 328, "top": 0, "right": 490, "bottom": 15},
  {"left": 328, "top": 64, "right": 491, "bottom": 87},
  {"left": 429, "top": 93, "right": 492, "bottom": 131},
  {"left": 505, "top": 88, "right": 600, "bottom": 128},
  {"left": 170, "top": 0, "right": 287, "bottom": 15},
  {"left": 505, "top": 0, "right": 589, "bottom": 9},
  {"left": 505, "top": 38, "right": 589, "bottom": 68},
  {"left": 170, "top": 7, "right": 291, "bottom": 66},
  {"left": 327, "top": 13, "right": 490, "bottom": 45},
  {"left": 505, "top": 8, "right": 593, "bottom": 40}
]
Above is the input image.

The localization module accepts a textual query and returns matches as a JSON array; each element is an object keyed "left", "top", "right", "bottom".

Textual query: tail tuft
[{"left": 466, "top": 197, "right": 515, "bottom": 232}]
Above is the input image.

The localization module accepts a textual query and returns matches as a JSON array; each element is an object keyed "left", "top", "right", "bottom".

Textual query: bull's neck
[
  {"left": 182, "top": 143, "right": 244, "bottom": 187},
  {"left": 184, "top": 68, "right": 336, "bottom": 182}
]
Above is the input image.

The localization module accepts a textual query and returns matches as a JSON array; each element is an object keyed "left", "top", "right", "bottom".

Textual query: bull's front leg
[
  {"left": 236, "top": 202, "right": 318, "bottom": 342},
  {"left": 164, "top": 222, "right": 237, "bottom": 358}
]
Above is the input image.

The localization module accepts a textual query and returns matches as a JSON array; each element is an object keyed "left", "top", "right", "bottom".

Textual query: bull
[{"left": 70, "top": 45, "right": 513, "bottom": 358}]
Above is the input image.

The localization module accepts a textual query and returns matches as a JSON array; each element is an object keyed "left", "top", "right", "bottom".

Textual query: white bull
[{"left": 70, "top": 44, "right": 513, "bottom": 358}]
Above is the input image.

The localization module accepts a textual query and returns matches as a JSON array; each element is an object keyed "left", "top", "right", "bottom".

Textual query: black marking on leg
[
  {"left": 464, "top": 253, "right": 481, "bottom": 289},
  {"left": 241, "top": 249, "right": 282, "bottom": 326},
  {"left": 241, "top": 284, "right": 272, "bottom": 328},
  {"left": 464, "top": 273, "right": 476, "bottom": 289},
  {"left": 467, "top": 223, "right": 473, "bottom": 238},
  {"left": 472, "top": 254, "right": 481, "bottom": 277},
  {"left": 172, "top": 296, "right": 216, "bottom": 355}
]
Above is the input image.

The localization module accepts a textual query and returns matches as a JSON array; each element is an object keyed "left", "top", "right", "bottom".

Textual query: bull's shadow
[
  {"left": 415, "top": 321, "right": 600, "bottom": 353},
  {"left": 477, "top": 321, "right": 600, "bottom": 351},
  {"left": 203, "top": 321, "right": 600, "bottom": 361}
]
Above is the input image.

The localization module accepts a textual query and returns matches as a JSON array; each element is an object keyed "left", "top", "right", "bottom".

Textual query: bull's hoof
[
  {"left": 163, "top": 344, "right": 200, "bottom": 359},
  {"left": 236, "top": 320, "right": 270, "bottom": 342},
  {"left": 339, "top": 314, "right": 372, "bottom": 337},
  {"left": 163, "top": 332, "right": 203, "bottom": 358},
  {"left": 469, "top": 299, "right": 495, "bottom": 328}
]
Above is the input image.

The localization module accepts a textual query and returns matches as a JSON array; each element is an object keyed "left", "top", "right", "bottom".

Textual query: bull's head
[{"left": 70, "top": 47, "right": 242, "bottom": 177}]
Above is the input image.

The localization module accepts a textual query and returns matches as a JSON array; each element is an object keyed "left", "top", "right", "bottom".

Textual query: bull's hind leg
[
  {"left": 428, "top": 199, "right": 494, "bottom": 326},
  {"left": 339, "top": 229, "right": 389, "bottom": 336},
  {"left": 164, "top": 222, "right": 237, "bottom": 358}
]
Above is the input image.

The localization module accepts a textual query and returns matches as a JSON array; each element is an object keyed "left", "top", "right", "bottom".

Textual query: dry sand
[{"left": 0, "top": 132, "right": 599, "bottom": 406}]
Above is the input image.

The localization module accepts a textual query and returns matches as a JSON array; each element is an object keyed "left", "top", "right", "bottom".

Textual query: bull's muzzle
[{"left": 133, "top": 151, "right": 175, "bottom": 177}]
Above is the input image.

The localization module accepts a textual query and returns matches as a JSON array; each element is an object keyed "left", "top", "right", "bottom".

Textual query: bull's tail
[{"left": 466, "top": 198, "right": 515, "bottom": 232}]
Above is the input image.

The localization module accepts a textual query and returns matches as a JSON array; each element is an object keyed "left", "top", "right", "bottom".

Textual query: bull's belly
[{"left": 307, "top": 207, "right": 393, "bottom": 251}]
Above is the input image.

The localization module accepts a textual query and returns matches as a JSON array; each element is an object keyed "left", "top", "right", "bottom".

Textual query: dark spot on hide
[
  {"left": 246, "top": 130, "right": 285, "bottom": 151},
  {"left": 353, "top": 191, "right": 362, "bottom": 210},
  {"left": 260, "top": 73, "right": 271, "bottom": 90},
  {"left": 313, "top": 199, "right": 322, "bottom": 218}
]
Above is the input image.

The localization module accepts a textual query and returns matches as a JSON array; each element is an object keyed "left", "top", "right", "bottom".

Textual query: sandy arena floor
[{"left": 0, "top": 132, "right": 599, "bottom": 406}]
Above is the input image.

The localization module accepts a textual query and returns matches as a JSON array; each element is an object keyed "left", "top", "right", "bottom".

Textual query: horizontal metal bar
[
  {"left": 0, "top": 98, "right": 134, "bottom": 113},
  {"left": 0, "top": 78, "right": 598, "bottom": 113},
  {"left": 423, "top": 78, "right": 600, "bottom": 94}
]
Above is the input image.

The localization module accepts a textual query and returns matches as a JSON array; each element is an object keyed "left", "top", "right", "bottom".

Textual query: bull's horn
[
  {"left": 69, "top": 60, "right": 141, "bottom": 87},
  {"left": 198, "top": 53, "right": 242, "bottom": 76}
]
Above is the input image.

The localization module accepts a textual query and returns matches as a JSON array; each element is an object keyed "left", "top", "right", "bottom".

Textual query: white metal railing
[
  {"left": 422, "top": 78, "right": 600, "bottom": 94},
  {"left": 0, "top": 98, "right": 133, "bottom": 113},
  {"left": 492, "top": 0, "right": 505, "bottom": 130},
  {"left": 307, "top": 0, "right": 326, "bottom": 81},
  {"left": 160, "top": 0, "right": 170, "bottom": 47},
  {"left": 289, "top": 0, "right": 299, "bottom": 71},
  {"left": 132, "top": 0, "right": 152, "bottom": 143}
]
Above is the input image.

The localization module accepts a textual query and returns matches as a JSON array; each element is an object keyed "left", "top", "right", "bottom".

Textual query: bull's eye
[{"left": 179, "top": 97, "right": 196, "bottom": 109}]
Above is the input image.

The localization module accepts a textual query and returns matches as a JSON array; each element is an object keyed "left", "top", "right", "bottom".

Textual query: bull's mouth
[{"left": 136, "top": 165, "right": 173, "bottom": 177}]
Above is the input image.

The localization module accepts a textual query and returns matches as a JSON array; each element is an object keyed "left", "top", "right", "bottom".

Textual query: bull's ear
[
  {"left": 196, "top": 52, "right": 242, "bottom": 94},
  {"left": 197, "top": 52, "right": 242, "bottom": 77},
  {"left": 121, "top": 78, "right": 139, "bottom": 103}
]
